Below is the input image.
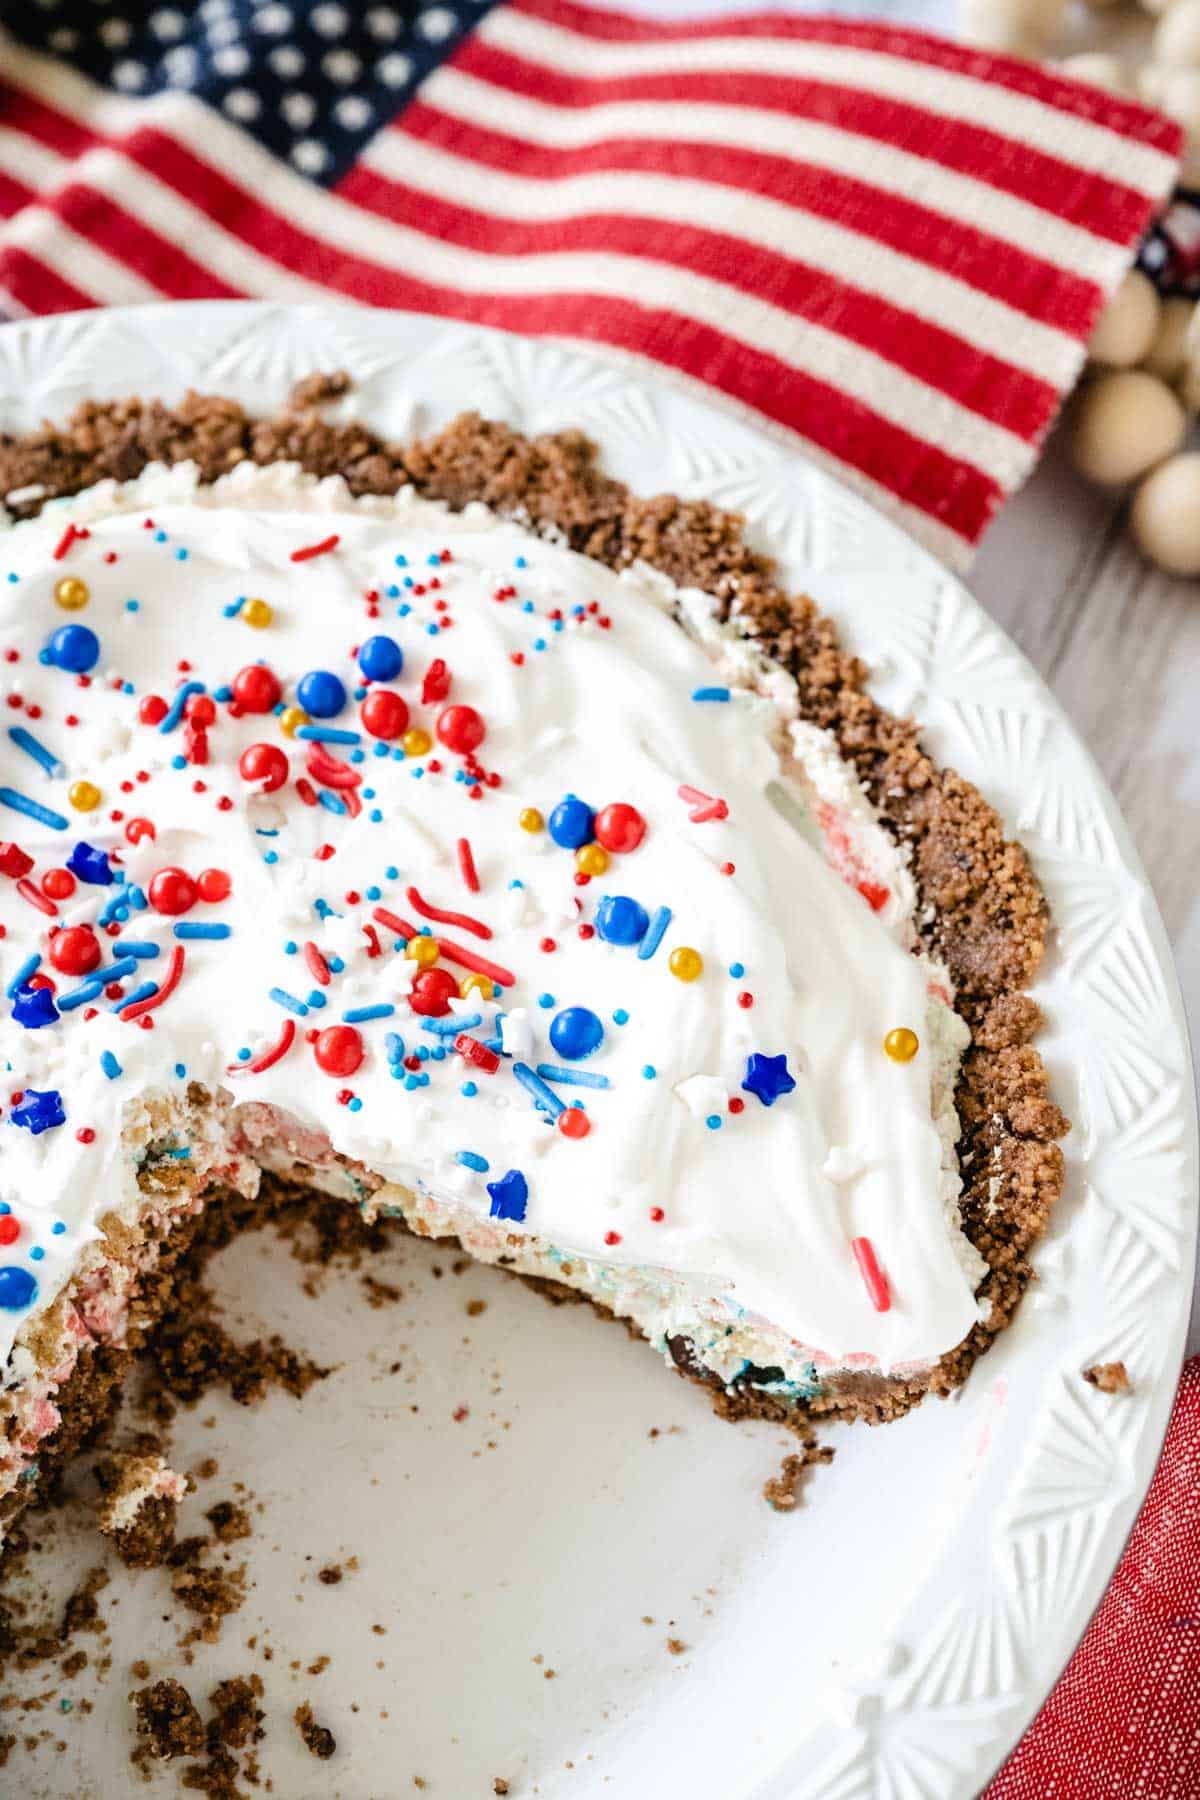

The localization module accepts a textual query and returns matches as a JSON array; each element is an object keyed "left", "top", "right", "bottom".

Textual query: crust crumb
[
  {"left": 294, "top": 1699, "right": 336, "bottom": 1760},
  {"left": 1083, "top": 1361, "right": 1131, "bottom": 1394}
]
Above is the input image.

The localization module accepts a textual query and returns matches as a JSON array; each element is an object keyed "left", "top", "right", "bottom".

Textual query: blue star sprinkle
[
  {"left": 741, "top": 1053, "right": 796, "bottom": 1108},
  {"left": 11, "top": 1088, "right": 66, "bottom": 1135},
  {"left": 486, "top": 1169, "right": 529, "bottom": 1223},
  {"left": 12, "top": 984, "right": 59, "bottom": 1030},
  {"left": 67, "top": 841, "right": 114, "bottom": 885}
]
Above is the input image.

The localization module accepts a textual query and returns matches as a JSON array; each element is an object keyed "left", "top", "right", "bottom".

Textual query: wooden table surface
[{"left": 972, "top": 423, "right": 1200, "bottom": 1355}]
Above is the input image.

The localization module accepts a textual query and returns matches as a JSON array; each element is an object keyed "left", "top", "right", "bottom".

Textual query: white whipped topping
[{"left": 0, "top": 463, "right": 982, "bottom": 1377}]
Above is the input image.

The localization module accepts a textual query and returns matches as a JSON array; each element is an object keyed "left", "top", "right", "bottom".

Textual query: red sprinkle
[
  {"left": 649, "top": 1207, "right": 665, "bottom": 1223},
  {"left": 16, "top": 879, "right": 57, "bottom": 916},
  {"left": 728, "top": 1097, "right": 745, "bottom": 1114},
  {"left": 603, "top": 1229, "right": 621, "bottom": 1245},
  {"left": 456, "top": 836, "right": 480, "bottom": 894},
  {"left": 121, "top": 943, "right": 185, "bottom": 1021},
  {"left": 228, "top": 1016, "right": 297, "bottom": 1076},
  {"left": 304, "top": 941, "right": 331, "bottom": 986},
  {"left": 737, "top": 992, "right": 754, "bottom": 1009},
  {"left": 52, "top": 522, "right": 80, "bottom": 561},
  {"left": 406, "top": 883, "right": 491, "bottom": 941},
  {"left": 851, "top": 1237, "right": 891, "bottom": 1313},
  {"left": 455, "top": 1034, "right": 500, "bottom": 1074},
  {"left": 0, "top": 1217, "right": 18, "bottom": 1245},
  {"left": 290, "top": 533, "right": 340, "bottom": 563},
  {"left": 76, "top": 1127, "right": 96, "bottom": 1146}
]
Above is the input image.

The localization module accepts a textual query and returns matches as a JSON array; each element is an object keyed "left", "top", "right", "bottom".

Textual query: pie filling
[{"left": 0, "top": 459, "right": 994, "bottom": 1520}]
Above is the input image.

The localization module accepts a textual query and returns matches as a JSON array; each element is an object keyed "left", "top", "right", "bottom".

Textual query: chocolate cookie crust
[{"left": 0, "top": 382, "right": 1066, "bottom": 1431}]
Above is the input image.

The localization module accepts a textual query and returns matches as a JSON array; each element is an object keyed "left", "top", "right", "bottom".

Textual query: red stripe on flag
[
  {"left": 45, "top": 183, "right": 243, "bottom": 301},
  {"left": 396, "top": 102, "right": 1105, "bottom": 338},
  {"left": 454, "top": 39, "right": 1161, "bottom": 247},
  {"left": 338, "top": 164, "right": 1059, "bottom": 439},
  {"left": 508, "top": 0, "right": 1183, "bottom": 155},
  {"left": 0, "top": 243, "right": 97, "bottom": 314}
]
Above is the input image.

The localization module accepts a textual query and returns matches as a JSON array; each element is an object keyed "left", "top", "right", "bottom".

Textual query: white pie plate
[{"left": 0, "top": 303, "right": 1195, "bottom": 1800}]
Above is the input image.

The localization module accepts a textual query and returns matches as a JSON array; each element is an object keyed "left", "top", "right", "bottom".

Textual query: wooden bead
[
  {"left": 1131, "top": 453, "right": 1200, "bottom": 576},
  {"left": 1144, "top": 297, "right": 1196, "bottom": 382},
  {"left": 1069, "top": 371, "right": 1186, "bottom": 486},
  {"left": 1087, "top": 271, "right": 1161, "bottom": 368}
]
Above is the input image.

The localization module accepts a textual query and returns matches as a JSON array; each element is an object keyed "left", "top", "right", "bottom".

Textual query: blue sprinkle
[
  {"left": 307, "top": 990, "right": 327, "bottom": 1009},
  {"left": 642, "top": 1065, "right": 657, "bottom": 1079},
  {"left": 384, "top": 1033, "right": 405, "bottom": 1064},
  {"left": 296, "top": 725, "right": 361, "bottom": 745},
  {"left": 237, "top": 1047, "right": 251, "bottom": 1061},
  {"left": 613, "top": 1009, "right": 629, "bottom": 1026},
  {"left": 6, "top": 953, "right": 41, "bottom": 1000},
  {"left": 705, "top": 1114, "right": 722, "bottom": 1130},
  {"left": 175, "top": 547, "right": 188, "bottom": 561},
  {"left": 0, "top": 787, "right": 68, "bottom": 831},
  {"left": 0, "top": 1266, "right": 37, "bottom": 1309},
  {"left": 318, "top": 790, "right": 347, "bottom": 815},
  {"left": 8, "top": 725, "right": 64, "bottom": 778},
  {"left": 171, "top": 754, "right": 187, "bottom": 771},
  {"left": 173, "top": 921, "right": 231, "bottom": 940},
  {"left": 68, "top": 841, "right": 113, "bottom": 885},
  {"left": 692, "top": 686, "right": 731, "bottom": 702},
  {"left": 343, "top": 1003, "right": 395, "bottom": 1024},
  {"left": 10, "top": 1089, "right": 65, "bottom": 1135},
  {"left": 348, "top": 1097, "right": 363, "bottom": 1113},
  {"left": 98, "top": 956, "right": 139, "bottom": 983},
  {"left": 537, "top": 992, "right": 555, "bottom": 1010},
  {"left": 404, "top": 1074, "right": 420, "bottom": 1091},
  {"left": 533, "top": 638, "right": 546, "bottom": 652},
  {"left": 113, "top": 940, "right": 159, "bottom": 959},
  {"left": 126, "top": 599, "right": 140, "bottom": 613},
  {"left": 52, "top": 1221, "right": 66, "bottom": 1235},
  {"left": 223, "top": 596, "right": 246, "bottom": 618},
  {"left": 100, "top": 1050, "right": 123, "bottom": 1080},
  {"left": 269, "top": 988, "right": 309, "bottom": 1016},
  {"left": 370, "top": 809, "right": 383, "bottom": 823},
  {"left": 461, "top": 1081, "right": 477, "bottom": 1097},
  {"left": 457, "top": 1151, "right": 489, "bottom": 1173},
  {"left": 637, "top": 905, "right": 672, "bottom": 962},
  {"left": 535, "top": 1063, "right": 610, "bottom": 1090},
  {"left": 421, "top": 1012, "right": 480, "bottom": 1037},
  {"left": 284, "top": 941, "right": 297, "bottom": 955},
  {"left": 328, "top": 955, "right": 345, "bottom": 973},
  {"left": 366, "top": 885, "right": 381, "bottom": 901},
  {"left": 13, "top": 983, "right": 58, "bottom": 1028},
  {"left": 158, "top": 681, "right": 205, "bottom": 733},
  {"left": 154, "top": 529, "right": 167, "bottom": 542},
  {"left": 58, "top": 978, "right": 104, "bottom": 1012},
  {"left": 486, "top": 1168, "right": 528, "bottom": 1223},
  {"left": 512, "top": 1062, "right": 565, "bottom": 1119},
  {"left": 263, "top": 850, "right": 279, "bottom": 865},
  {"left": 729, "top": 962, "right": 745, "bottom": 979},
  {"left": 174, "top": 1063, "right": 186, "bottom": 1078},
  {"left": 29, "top": 1246, "right": 44, "bottom": 1261}
]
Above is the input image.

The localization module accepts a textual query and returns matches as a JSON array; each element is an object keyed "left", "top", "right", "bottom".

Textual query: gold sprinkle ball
[
  {"left": 883, "top": 1027, "right": 919, "bottom": 1063},
  {"left": 575, "top": 843, "right": 610, "bottom": 877},
  {"left": 406, "top": 935, "right": 440, "bottom": 968},
  {"left": 243, "top": 597, "right": 273, "bottom": 629},
  {"left": 668, "top": 946, "right": 704, "bottom": 982},
  {"left": 54, "top": 575, "right": 90, "bottom": 612},
  {"left": 518, "top": 806, "right": 544, "bottom": 834},
  {"left": 278, "top": 705, "right": 308, "bottom": 738},
  {"left": 460, "top": 972, "right": 495, "bottom": 1001},
  {"left": 403, "top": 726, "right": 432, "bottom": 758},
  {"left": 68, "top": 779, "right": 101, "bottom": 812}
]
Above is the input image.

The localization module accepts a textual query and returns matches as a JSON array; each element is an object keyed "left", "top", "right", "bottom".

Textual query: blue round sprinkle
[
  {"left": 537, "top": 992, "right": 555, "bottom": 1010},
  {"left": 48, "top": 623, "right": 100, "bottom": 673},
  {"left": 613, "top": 1008, "right": 629, "bottom": 1026},
  {"left": 358, "top": 634, "right": 404, "bottom": 682},
  {"left": 174, "top": 1063, "right": 186, "bottom": 1078},
  {"left": 297, "top": 668, "right": 347, "bottom": 719},
  {"left": 0, "top": 1266, "right": 37, "bottom": 1311},
  {"left": 284, "top": 941, "right": 297, "bottom": 955},
  {"left": 29, "top": 1246, "right": 44, "bottom": 1262},
  {"left": 237, "top": 1047, "right": 251, "bottom": 1061},
  {"left": 461, "top": 1081, "right": 478, "bottom": 1097},
  {"left": 548, "top": 793, "right": 594, "bottom": 850},
  {"left": 729, "top": 962, "right": 745, "bottom": 979},
  {"left": 126, "top": 599, "right": 139, "bottom": 613},
  {"left": 642, "top": 1065, "right": 657, "bottom": 1080},
  {"left": 549, "top": 1006, "right": 604, "bottom": 1061},
  {"left": 705, "top": 1114, "right": 722, "bottom": 1130},
  {"left": 595, "top": 895, "right": 649, "bottom": 946},
  {"left": 348, "top": 1097, "right": 362, "bottom": 1113},
  {"left": 52, "top": 1221, "right": 66, "bottom": 1235}
]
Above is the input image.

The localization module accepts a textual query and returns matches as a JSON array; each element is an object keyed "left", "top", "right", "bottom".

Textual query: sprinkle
[
  {"left": 406, "top": 884, "right": 492, "bottom": 940},
  {"left": 637, "top": 905, "right": 672, "bottom": 962},
  {"left": 173, "top": 921, "right": 231, "bottom": 940},
  {"left": 318, "top": 790, "right": 347, "bottom": 816},
  {"left": 457, "top": 836, "right": 480, "bottom": 893},
  {"left": 486, "top": 1168, "right": 528, "bottom": 1223},
  {"left": 612, "top": 1008, "right": 630, "bottom": 1026},
  {"left": 58, "top": 978, "right": 104, "bottom": 1012},
  {"left": 290, "top": 533, "right": 340, "bottom": 562},
  {"left": 296, "top": 725, "right": 361, "bottom": 745},
  {"left": 304, "top": 942, "right": 331, "bottom": 985},
  {"left": 158, "top": 681, "right": 205, "bottom": 734},
  {"left": 455, "top": 1033, "right": 500, "bottom": 1074},
  {"left": 384, "top": 1032, "right": 405, "bottom": 1063},
  {"left": 117, "top": 982, "right": 157, "bottom": 1011},
  {"left": 17, "top": 878, "right": 57, "bottom": 916},
  {"left": 52, "top": 523, "right": 81, "bottom": 561},
  {"left": 6, "top": 953, "right": 41, "bottom": 999},
  {"left": 112, "top": 940, "right": 160, "bottom": 959},
  {"left": 0, "top": 788, "right": 68, "bottom": 831},
  {"left": 678, "top": 783, "right": 729, "bottom": 824},
  {"left": 742, "top": 1052, "right": 796, "bottom": 1107},
  {"left": 851, "top": 1237, "right": 891, "bottom": 1312},
  {"left": 227, "top": 1017, "right": 297, "bottom": 1075},
  {"left": 642, "top": 1065, "right": 657, "bottom": 1079},
  {"left": 98, "top": 956, "right": 139, "bottom": 984},
  {"left": 883, "top": 1027, "right": 920, "bottom": 1063},
  {"left": 691, "top": 686, "right": 731, "bottom": 702},
  {"left": 535, "top": 1063, "right": 610, "bottom": 1090},
  {"left": 512, "top": 1061, "right": 566, "bottom": 1118},
  {"left": 705, "top": 1114, "right": 722, "bottom": 1130},
  {"left": 8, "top": 726, "right": 64, "bottom": 778},
  {"left": 343, "top": 1003, "right": 395, "bottom": 1023},
  {"left": 120, "top": 943, "right": 184, "bottom": 1020},
  {"left": 10, "top": 1088, "right": 65, "bottom": 1135},
  {"left": 269, "top": 987, "right": 310, "bottom": 1016},
  {"left": 456, "top": 1151, "right": 489, "bottom": 1174},
  {"left": 372, "top": 908, "right": 515, "bottom": 988},
  {"left": 422, "top": 1011, "right": 481, "bottom": 1037}
]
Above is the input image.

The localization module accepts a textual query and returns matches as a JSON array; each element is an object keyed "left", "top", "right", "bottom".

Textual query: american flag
[{"left": 0, "top": 0, "right": 1181, "bottom": 565}]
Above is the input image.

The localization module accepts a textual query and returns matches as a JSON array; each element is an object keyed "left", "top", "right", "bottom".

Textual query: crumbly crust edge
[{"left": 0, "top": 378, "right": 1068, "bottom": 1433}]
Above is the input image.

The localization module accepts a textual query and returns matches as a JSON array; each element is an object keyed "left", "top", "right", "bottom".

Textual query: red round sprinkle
[
  {"left": 76, "top": 1128, "right": 96, "bottom": 1145},
  {"left": 737, "top": 992, "right": 754, "bottom": 1009},
  {"left": 720, "top": 862, "right": 736, "bottom": 876},
  {"left": 104, "top": 983, "right": 125, "bottom": 1001},
  {"left": 149, "top": 866, "right": 198, "bottom": 916},
  {"left": 216, "top": 796, "right": 234, "bottom": 812},
  {"left": 0, "top": 1216, "right": 18, "bottom": 1245},
  {"left": 593, "top": 802, "right": 646, "bottom": 854},
  {"left": 578, "top": 924, "right": 595, "bottom": 940},
  {"left": 360, "top": 687, "right": 409, "bottom": 740},
  {"left": 602, "top": 1228, "right": 621, "bottom": 1244},
  {"left": 408, "top": 966, "right": 459, "bottom": 1018},
  {"left": 41, "top": 868, "right": 76, "bottom": 901},
  {"left": 728, "top": 1097, "right": 745, "bottom": 1114},
  {"left": 238, "top": 742, "right": 289, "bottom": 792},
  {"left": 558, "top": 1108, "right": 592, "bottom": 1140},
  {"left": 125, "top": 817, "right": 155, "bottom": 845},
  {"left": 314, "top": 1025, "right": 364, "bottom": 1077},
  {"left": 232, "top": 663, "right": 282, "bottom": 714},
  {"left": 198, "top": 868, "right": 232, "bottom": 903},
  {"left": 649, "top": 1207, "right": 665, "bottom": 1222},
  {"left": 138, "top": 694, "right": 168, "bottom": 727},
  {"left": 185, "top": 693, "right": 217, "bottom": 728},
  {"left": 539, "top": 937, "right": 556, "bottom": 953},
  {"left": 573, "top": 873, "right": 591, "bottom": 887},
  {"left": 435, "top": 704, "right": 486, "bottom": 754},
  {"left": 49, "top": 924, "right": 101, "bottom": 977}
]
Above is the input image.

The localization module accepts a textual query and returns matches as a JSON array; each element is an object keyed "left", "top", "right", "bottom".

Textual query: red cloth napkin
[
  {"left": 0, "top": 2, "right": 1182, "bottom": 566},
  {"left": 986, "top": 1357, "right": 1200, "bottom": 1798}
]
